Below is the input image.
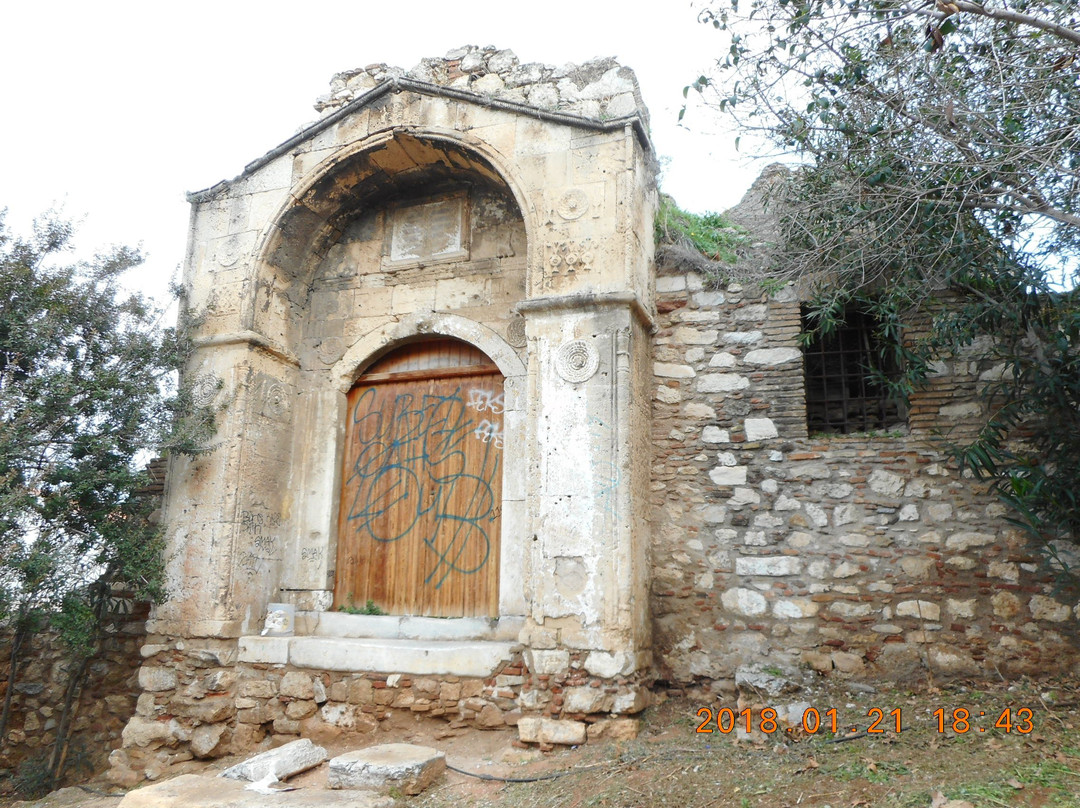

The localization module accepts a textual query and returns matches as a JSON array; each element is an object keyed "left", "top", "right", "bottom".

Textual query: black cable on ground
[
  {"left": 446, "top": 734, "right": 882, "bottom": 784},
  {"left": 446, "top": 761, "right": 608, "bottom": 783},
  {"left": 76, "top": 784, "right": 125, "bottom": 797}
]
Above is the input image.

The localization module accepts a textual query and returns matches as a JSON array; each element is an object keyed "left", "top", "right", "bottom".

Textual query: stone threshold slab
[
  {"left": 238, "top": 635, "right": 521, "bottom": 677},
  {"left": 296, "top": 611, "right": 525, "bottom": 642},
  {"left": 118, "top": 774, "right": 393, "bottom": 808}
]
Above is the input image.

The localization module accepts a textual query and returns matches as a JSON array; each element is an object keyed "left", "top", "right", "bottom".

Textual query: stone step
[{"left": 239, "top": 635, "right": 521, "bottom": 677}]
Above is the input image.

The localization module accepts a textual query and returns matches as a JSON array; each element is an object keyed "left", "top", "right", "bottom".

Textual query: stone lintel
[
  {"left": 327, "top": 743, "right": 446, "bottom": 794},
  {"left": 220, "top": 738, "right": 328, "bottom": 781},
  {"left": 239, "top": 636, "right": 289, "bottom": 664},
  {"left": 146, "top": 618, "right": 245, "bottom": 639}
]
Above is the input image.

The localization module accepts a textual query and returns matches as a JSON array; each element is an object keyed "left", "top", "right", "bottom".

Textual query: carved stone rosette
[{"left": 555, "top": 339, "right": 599, "bottom": 384}]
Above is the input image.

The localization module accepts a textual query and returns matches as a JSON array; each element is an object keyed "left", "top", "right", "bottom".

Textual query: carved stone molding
[
  {"left": 543, "top": 240, "right": 595, "bottom": 289},
  {"left": 253, "top": 373, "right": 292, "bottom": 422},
  {"left": 214, "top": 236, "right": 243, "bottom": 269}
]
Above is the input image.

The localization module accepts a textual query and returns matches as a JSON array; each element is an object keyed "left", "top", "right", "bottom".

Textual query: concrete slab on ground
[{"left": 116, "top": 774, "right": 393, "bottom": 808}]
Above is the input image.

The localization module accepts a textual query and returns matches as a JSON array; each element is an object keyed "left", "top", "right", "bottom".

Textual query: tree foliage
[
  {"left": 0, "top": 210, "right": 212, "bottom": 786},
  {"left": 0, "top": 211, "right": 174, "bottom": 610},
  {"left": 691, "top": 0, "right": 1080, "bottom": 546}
]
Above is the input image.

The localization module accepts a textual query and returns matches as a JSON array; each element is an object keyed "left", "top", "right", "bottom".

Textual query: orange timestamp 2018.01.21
[{"left": 695, "top": 706, "right": 1035, "bottom": 735}]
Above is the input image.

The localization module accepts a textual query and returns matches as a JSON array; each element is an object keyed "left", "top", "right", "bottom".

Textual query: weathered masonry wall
[
  {"left": 118, "top": 642, "right": 640, "bottom": 776},
  {"left": 156, "top": 48, "right": 656, "bottom": 644},
  {"left": 649, "top": 267, "right": 1080, "bottom": 685},
  {"left": 0, "top": 601, "right": 147, "bottom": 782},
  {"left": 110, "top": 45, "right": 1080, "bottom": 789},
  {"left": 114, "top": 45, "right": 658, "bottom": 781}
]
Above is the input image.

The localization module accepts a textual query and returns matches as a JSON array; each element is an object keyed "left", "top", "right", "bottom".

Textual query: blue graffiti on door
[{"left": 344, "top": 385, "right": 501, "bottom": 588}]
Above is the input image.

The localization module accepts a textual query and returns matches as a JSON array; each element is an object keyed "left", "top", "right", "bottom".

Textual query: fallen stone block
[
  {"left": 735, "top": 664, "right": 800, "bottom": 696},
  {"left": 586, "top": 717, "right": 640, "bottom": 741},
  {"left": 219, "top": 738, "right": 328, "bottom": 781},
  {"left": 517, "top": 716, "right": 588, "bottom": 745},
  {"left": 328, "top": 743, "right": 446, "bottom": 795}
]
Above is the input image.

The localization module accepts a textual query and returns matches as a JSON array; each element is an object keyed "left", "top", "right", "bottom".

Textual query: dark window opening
[{"left": 802, "top": 307, "right": 906, "bottom": 434}]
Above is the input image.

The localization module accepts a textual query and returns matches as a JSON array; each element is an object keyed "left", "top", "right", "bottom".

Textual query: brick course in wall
[{"left": 649, "top": 268, "right": 1080, "bottom": 686}]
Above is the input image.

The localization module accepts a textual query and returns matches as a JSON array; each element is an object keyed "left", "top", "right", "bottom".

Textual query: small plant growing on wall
[
  {"left": 654, "top": 194, "right": 750, "bottom": 283},
  {"left": 338, "top": 598, "right": 386, "bottom": 616}
]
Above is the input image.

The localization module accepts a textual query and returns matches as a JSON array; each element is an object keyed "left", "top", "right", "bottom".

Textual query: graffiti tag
[
  {"left": 344, "top": 385, "right": 502, "bottom": 588},
  {"left": 467, "top": 388, "right": 504, "bottom": 414}
]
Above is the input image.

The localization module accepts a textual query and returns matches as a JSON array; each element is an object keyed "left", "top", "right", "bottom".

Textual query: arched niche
[
  {"left": 269, "top": 133, "right": 533, "bottom": 625},
  {"left": 249, "top": 130, "right": 533, "bottom": 356},
  {"left": 303, "top": 313, "right": 529, "bottom": 620},
  {"left": 172, "top": 82, "right": 656, "bottom": 669}
]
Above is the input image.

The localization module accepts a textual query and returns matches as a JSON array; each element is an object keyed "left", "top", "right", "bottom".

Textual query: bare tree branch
[{"left": 947, "top": 1, "right": 1080, "bottom": 47}]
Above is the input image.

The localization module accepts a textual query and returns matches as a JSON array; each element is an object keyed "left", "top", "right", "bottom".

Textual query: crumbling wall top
[{"left": 316, "top": 45, "right": 650, "bottom": 129}]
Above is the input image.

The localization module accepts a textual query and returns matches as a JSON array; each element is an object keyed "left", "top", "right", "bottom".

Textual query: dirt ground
[{"left": 5, "top": 674, "right": 1080, "bottom": 808}]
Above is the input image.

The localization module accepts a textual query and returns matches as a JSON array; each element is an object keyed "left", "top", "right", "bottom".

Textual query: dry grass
[{"left": 416, "top": 676, "right": 1080, "bottom": 808}]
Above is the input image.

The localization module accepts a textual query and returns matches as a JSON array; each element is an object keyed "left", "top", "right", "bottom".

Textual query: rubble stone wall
[
  {"left": 314, "top": 45, "right": 650, "bottom": 127},
  {"left": 110, "top": 641, "right": 644, "bottom": 782},
  {"left": 649, "top": 267, "right": 1080, "bottom": 687},
  {"left": 0, "top": 602, "right": 147, "bottom": 780}
]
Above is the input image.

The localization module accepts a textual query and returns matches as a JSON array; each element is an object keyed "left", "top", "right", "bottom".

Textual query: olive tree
[
  {"left": 690, "top": 0, "right": 1080, "bottom": 546},
  {"left": 0, "top": 210, "right": 209, "bottom": 790}
]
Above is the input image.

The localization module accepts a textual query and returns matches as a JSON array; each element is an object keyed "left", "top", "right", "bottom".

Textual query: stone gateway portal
[
  {"left": 336, "top": 339, "right": 504, "bottom": 618},
  {"left": 120, "top": 48, "right": 658, "bottom": 772}
]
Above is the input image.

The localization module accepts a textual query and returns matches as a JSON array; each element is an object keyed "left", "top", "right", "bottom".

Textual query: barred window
[{"left": 802, "top": 307, "right": 905, "bottom": 434}]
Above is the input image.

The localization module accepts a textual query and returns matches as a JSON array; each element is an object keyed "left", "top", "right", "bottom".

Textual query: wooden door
[{"left": 335, "top": 340, "right": 503, "bottom": 617}]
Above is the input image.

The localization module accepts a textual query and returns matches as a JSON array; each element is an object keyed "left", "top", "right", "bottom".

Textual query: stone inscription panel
[{"left": 387, "top": 194, "right": 468, "bottom": 265}]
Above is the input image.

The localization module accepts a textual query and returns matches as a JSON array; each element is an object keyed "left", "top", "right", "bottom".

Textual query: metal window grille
[{"left": 802, "top": 307, "right": 905, "bottom": 434}]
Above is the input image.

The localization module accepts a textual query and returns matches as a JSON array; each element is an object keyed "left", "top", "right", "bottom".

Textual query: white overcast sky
[{"left": 2, "top": 1, "right": 766, "bottom": 304}]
